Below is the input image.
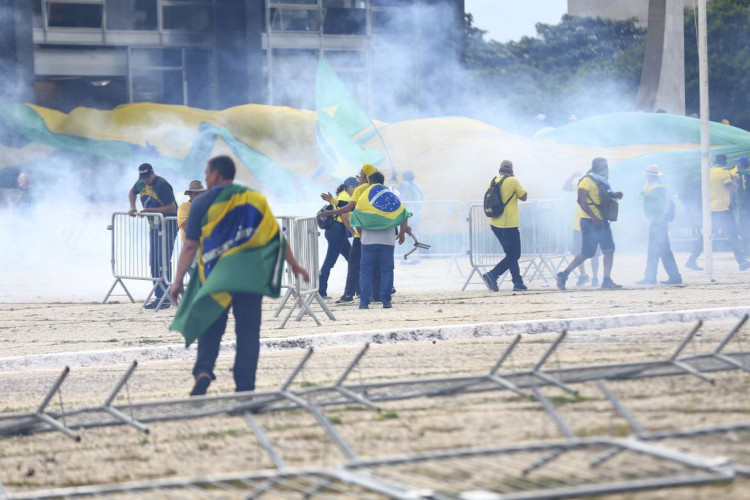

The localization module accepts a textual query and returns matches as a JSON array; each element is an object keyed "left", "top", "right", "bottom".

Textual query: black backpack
[
  {"left": 483, "top": 175, "right": 515, "bottom": 218},
  {"left": 316, "top": 204, "right": 334, "bottom": 230}
]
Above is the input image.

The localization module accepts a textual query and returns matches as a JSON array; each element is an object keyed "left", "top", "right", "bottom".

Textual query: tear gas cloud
[{"left": 0, "top": 4, "right": 709, "bottom": 300}]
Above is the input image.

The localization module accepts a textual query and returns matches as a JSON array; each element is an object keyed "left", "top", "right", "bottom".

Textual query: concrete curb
[{"left": 2, "top": 306, "right": 749, "bottom": 373}]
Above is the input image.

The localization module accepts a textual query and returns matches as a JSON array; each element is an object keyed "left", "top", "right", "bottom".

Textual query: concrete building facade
[{"left": 0, "top": 0, "right": 464, "bottom": 120}]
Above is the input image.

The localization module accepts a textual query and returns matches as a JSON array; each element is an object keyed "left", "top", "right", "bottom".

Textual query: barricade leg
[{"left": 102, "top": 278, "right": 135, "bottom": 304}]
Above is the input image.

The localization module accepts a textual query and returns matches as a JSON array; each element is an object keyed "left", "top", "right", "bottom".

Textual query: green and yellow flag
[
  {"left": 170, "top": 184, "right": 284, "bottom": 346},
  {"left": 350, "top": 184, "right": 412, "bottom": 231}
]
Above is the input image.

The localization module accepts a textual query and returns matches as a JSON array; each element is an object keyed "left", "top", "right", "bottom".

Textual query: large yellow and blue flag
[
  {"left": 350, "top": 184, "right": 412, "bottom": 230},
  {"left": 170, "top": 184, "right": 284, "bottom": 346},
  {"left": 315, "top": 56, "right": 383, "bottom": 177}
]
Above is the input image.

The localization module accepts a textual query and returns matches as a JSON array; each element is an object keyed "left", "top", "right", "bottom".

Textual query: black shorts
[{"left": 580, "top": 218, "right": 615, "bottom": 258}]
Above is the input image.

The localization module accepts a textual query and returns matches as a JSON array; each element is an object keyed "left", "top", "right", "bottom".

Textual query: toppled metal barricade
[{"left": 2, "top": 317, "right": 749, "bottom": 499}]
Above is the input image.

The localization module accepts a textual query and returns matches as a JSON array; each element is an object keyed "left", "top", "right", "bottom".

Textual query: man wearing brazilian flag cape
[
  {"left": 169, "top": 156, "right": 309, "bottom": 396},
  {"left": 350, "top": 170, "right": 412, "bottom": 309}
]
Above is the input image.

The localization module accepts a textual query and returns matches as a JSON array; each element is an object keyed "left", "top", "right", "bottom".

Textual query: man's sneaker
[
  {"left": 660, "top": 278, "right": 683, "bottom": 285},
  {"left": 512, "top": 282, "right": 528, "bottom": 291},
  {"left": 156, "top": 301, "right": 171, "bottom": 310},
  {"left": 591, "top": 277, "right": 600, "bottom": 287},
  {"left": 190, "top": 373, "right": 212, "bottom": 397},
  {"left": 635, "top": 278, "right": 656, "bottom": 285},
  {"left": 144, "top": 300, "right": 159, "bottom": 309},
  {"left": 481, "top": 273, "right": 499, "bottom": 292},
  {"left": 555, "top": 272, "right": 567, "bottom": 290},
  {"left": 601, "top": 278, "right": 623, "bottom": 290},
  {"left": 685, "top": 260, "right": 702, "bottom": 271},
  {"left": 335, "top": 295, "right": 354, "bottom": 305},
  {"left": 382, "top": 302, "right": 392, "bottom": 309},
  {"left": 740, "top": 260, "right": 750, "bottom": 271},
  {"left": 575, "top": 273, "right": 590, "bottom": 286}
]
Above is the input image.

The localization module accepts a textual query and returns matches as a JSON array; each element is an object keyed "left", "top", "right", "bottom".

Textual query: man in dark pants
[
  {"left": 687, "top": 154, "right": 750, "bottom": 271},
  {"left": 733, "top": 156, "right": 750, "bottom": 255},
  {"left": 318, "top": 177, "right": 358, "bottom": 298},
  {"left": 128, "top": 163, "right": 178, "bottom": 309},
  {"left": 636, "top": 165, "right": 681, "bottom": 285},
  {"left": 481, "top": 160, "right": 529, "bottom": 292},
  {"left": 321, "top": 164, "right": 377, "bottom": 304},
  {"left": 169, "top": 156, "right": 309, "bottom": 396}
]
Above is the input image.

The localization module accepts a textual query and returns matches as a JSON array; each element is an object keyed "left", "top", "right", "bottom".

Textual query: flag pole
[{"left": 697, "top": 0, "right": 712, "bottom": 274}]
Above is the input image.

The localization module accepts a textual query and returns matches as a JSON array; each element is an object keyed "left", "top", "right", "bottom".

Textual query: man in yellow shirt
[
  {"left": 556, "top": 157, "right": 624, "bottom": 290},
  {"left": 687, "top": 154, "right": 750, "bottom": 270},
  {"left": 481, "top": 160, "right": 529, "bottom": 292},
  {"left": 177, "top": 180, "right": 206, "bottom": 243}
]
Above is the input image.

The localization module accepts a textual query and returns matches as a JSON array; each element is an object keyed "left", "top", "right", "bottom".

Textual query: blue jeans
[
  {"left": 359, "top": 244, "right": 394, "bottom": 307},
  {"left": 319, "top": 222, "right": 351, "bottom": 297},
  {"left": 193, "top": 292, "right": 262, "bottom": 392}
]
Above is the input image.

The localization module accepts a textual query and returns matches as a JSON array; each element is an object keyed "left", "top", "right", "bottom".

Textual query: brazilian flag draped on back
[
  {"left": 170, "top": 184, "right": 284, "bottom": 346},
  {"left": 350, "top": 184, "right": 412, "bottom": 230}
]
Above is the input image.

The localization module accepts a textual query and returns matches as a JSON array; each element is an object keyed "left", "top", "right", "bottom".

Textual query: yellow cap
[{"left": 361, "top": 163, "right": 377, "bottom": 177}]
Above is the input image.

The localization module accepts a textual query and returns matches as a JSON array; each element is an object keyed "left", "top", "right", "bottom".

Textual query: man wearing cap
[
  {"left": 128, "top": 163, "right": 178, "bottom": 309},
  {"left": 636, "top": 165, "right": 681, "bottom": 285},
  {"left": 556, "top": 157, "right": 624, "bottom": 290},
  {"left": 177, "top": 180, "right": 206, "bottom": 281},
  {"left": 321, "top": 163, "right": 377, "bottom": 304},
  {"left": 733, "top": 157, "right": 750, "bottom": 254},
  {"left": 178, "top": 180, "right": 207, "bottom": 242},
  {"left": 318, "top": 176, "right": 359, "bottom": 298},
  {"left": 481, "top": 160, "right": 529, "bottom": 292},
  {"left": 687, "top": 154, "right": 750, "bottom": 271}
]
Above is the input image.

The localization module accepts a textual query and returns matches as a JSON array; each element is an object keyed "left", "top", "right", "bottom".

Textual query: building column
[
  {"left": 636, "top": 0, "right": 686, "bottom": 115},
  {"left": 0, "top": 0, "right": 34, "bottom": 104}
]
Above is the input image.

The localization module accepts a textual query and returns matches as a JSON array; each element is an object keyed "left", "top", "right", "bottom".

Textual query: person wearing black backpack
[
  {"left": 635, "top": 165, "right": 681, "bottom": 285},
  {"left": 556, "top": 157, "right": 624, "bottom": 290},
  {"left": 481, "top": 160, "right": 529, "bottom": 292}
]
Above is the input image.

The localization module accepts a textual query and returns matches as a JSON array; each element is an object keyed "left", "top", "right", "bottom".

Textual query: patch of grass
[
  {"left": 300, "top": 381, "right": 316, "bottom": 388},
  {"left": 104, "top": 338, "right": 119, "bottom": 343},
  {"left": 546, "top": 394, "right": 588, "bottom": 405},
  {"left": 376, "top": 411, "right": 399, "bottom": 421},
  {"left": 328, "top": 416, "right": 343, "bottom": 425},
  {"left": 344, "top": 405, "right": 367, "bottom": 411}
]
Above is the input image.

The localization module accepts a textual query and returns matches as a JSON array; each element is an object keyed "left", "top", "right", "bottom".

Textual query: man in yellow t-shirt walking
[
  {"left": 556, "top": 157, "right": 624, "bottom": 290},
  {"left": 481, "top": 160, "right": 529, "bottom": 292},
  {"left": 686, "top": 154, "right": 750, "bottom": 270}
]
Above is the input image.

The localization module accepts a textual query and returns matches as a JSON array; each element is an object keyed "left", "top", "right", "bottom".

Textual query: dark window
[
  {"left": 32, "top": 0, "right": 42, "bottom": 28},
  {"left": 47, "top": 3, "right": 103, "bottom": 28},
  {"left": 323, "top": 7, "right": 366, "bottom": 35},
  {"left": 163, "top": 5, "right": 213, "bottom": 32},
  {"left": 106, "top": 0, "right": 157, "bottom": 30},
  {"left": 270, "top": 8, "right": 321, "bottom": 32}
]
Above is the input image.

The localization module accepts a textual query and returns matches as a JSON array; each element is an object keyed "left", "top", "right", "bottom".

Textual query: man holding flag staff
[
  {"left": 169, "top": 156, "right": 309, "bottom": 397},
  {"left": 350, "top": 170, "right": 412, "bottom": 309}
]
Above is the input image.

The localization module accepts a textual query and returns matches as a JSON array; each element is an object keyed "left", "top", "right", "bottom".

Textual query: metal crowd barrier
[
  {"left": 274, "top": 216, "right": 335, "bottom": 328},
  {"left": 463, "top": 200, "right": 571, "bottom": 291},
  {"left": 102, "top": 212, "right": 177, "bottom": 309}
]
